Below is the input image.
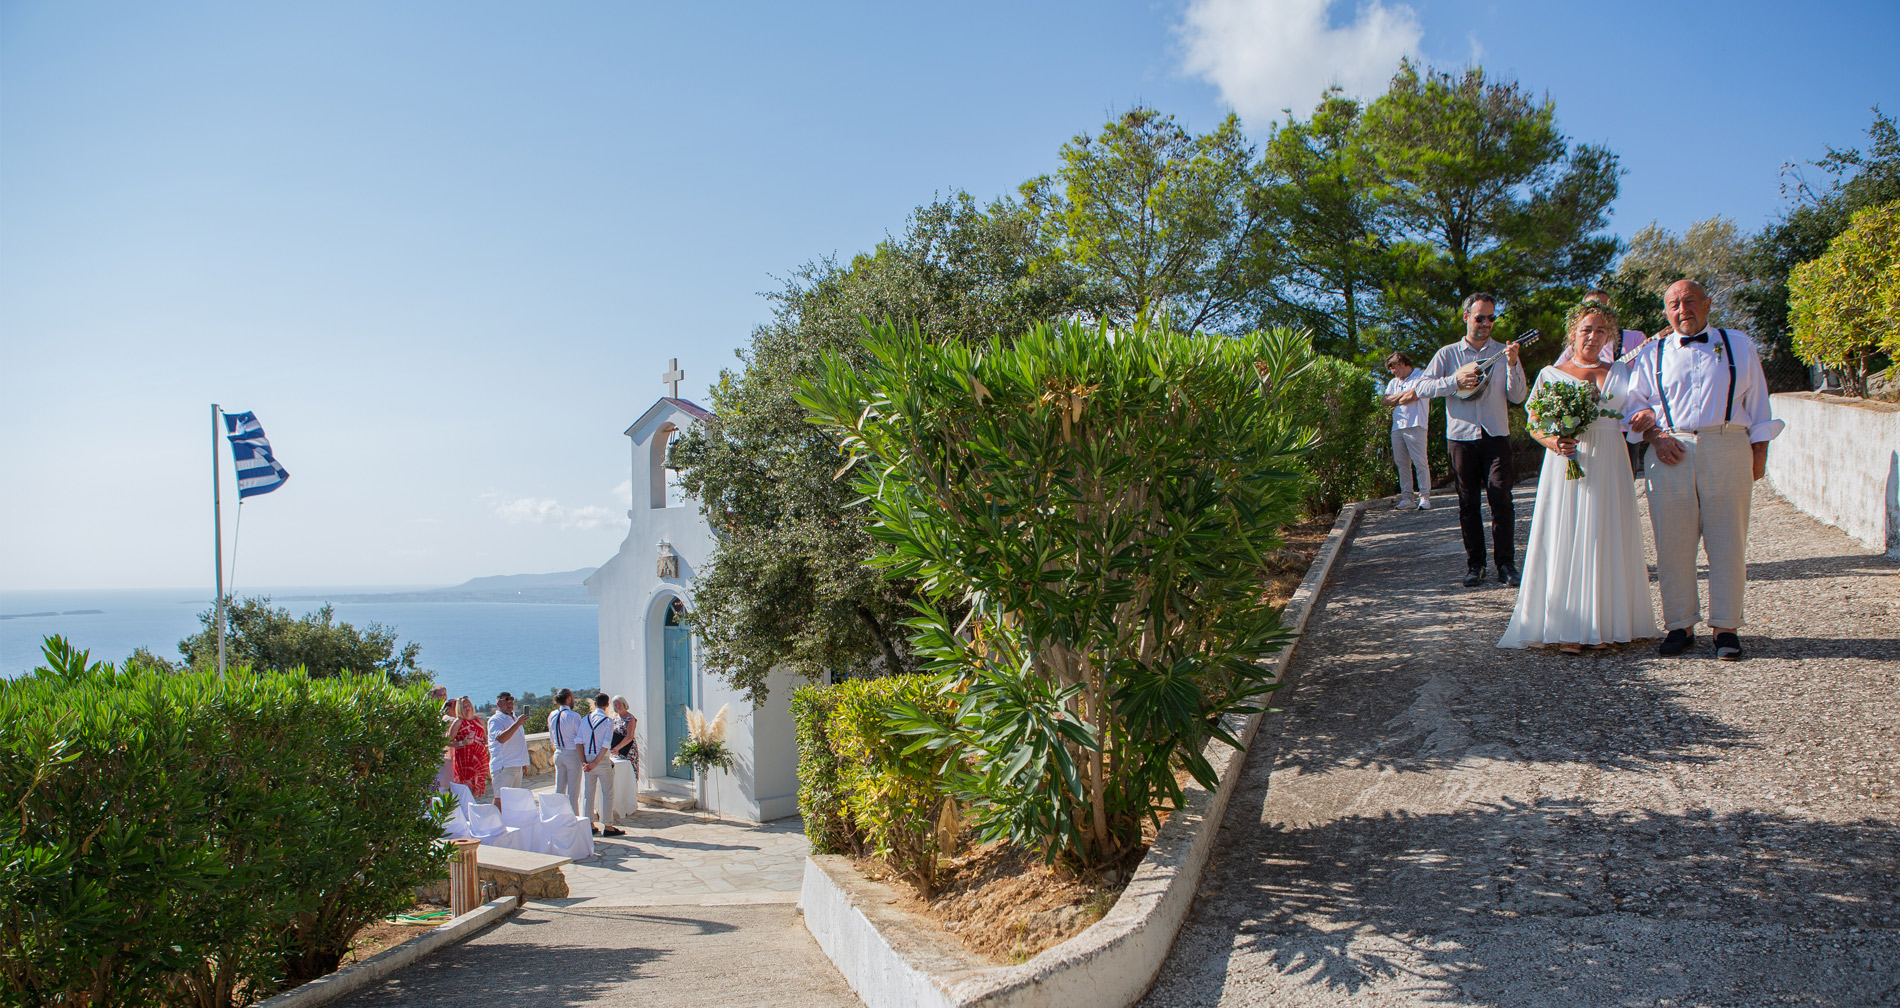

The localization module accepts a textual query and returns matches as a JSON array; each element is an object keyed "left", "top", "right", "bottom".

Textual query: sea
[{"left": 0, "top": 588, "right": 599, "bottom": 701}]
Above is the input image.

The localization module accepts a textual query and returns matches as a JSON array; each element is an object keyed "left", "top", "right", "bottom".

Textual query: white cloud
[
  {"left": 612, "top": 479, "right": 632, "bottom": 509},
  {"left": 490, "top": 495, "right": 620, "bottom": 532},
  {"left": 1177, "top": 0, "right": 1424, "bottom": 126}
]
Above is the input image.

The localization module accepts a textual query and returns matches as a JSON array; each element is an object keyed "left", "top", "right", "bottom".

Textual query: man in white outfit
[
  {"left": 486, "top": 691, "right": 531, "bottom": 796},
  {"left": 1624, "top": 279, "right": 1783, "bottom": 660},
  {"left": 546, "top": 688, "right": 587, "bottom": 814},
  {"left": 580, "top": 693, "right": 624, "bottom": 836},
  {"left": 1381, "top": 351, "right": 1433, "bottom": 510}
]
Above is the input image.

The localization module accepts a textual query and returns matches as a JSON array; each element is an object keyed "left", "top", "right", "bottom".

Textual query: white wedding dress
[{"left": 1497, "top": 363, "right": 1660, "bottom": 648}]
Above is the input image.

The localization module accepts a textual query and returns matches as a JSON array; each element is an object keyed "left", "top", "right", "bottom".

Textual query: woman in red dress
[{"left": 449, "top": 696, "right": 491, "bottom": 797}]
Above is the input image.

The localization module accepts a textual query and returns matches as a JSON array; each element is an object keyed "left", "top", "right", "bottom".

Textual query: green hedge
[
  {"left": 791, "top": 676, "right": 960, "bottom": 896},
  {"left": 1283, "top": 351, "right": 1391, "bottom": 514},
  {"left": 0, "top": 638, "right": 449, "bottom": 1008}
]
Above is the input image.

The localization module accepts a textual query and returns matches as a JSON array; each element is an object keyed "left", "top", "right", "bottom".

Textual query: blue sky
[{"left": 3, "top": 0, "right": 1896, "bottom": 590}]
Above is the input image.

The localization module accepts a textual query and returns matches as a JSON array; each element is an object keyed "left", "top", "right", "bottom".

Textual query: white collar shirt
[
  {"left": 1417, "top": 337, "right": 1527, "bottom": 440},
  {"left": 1384, "top": 370, "right": 1431, "bottom": 430},
  {"left": 582, "top": 709, "right": 617, "bottom": 760},
  {"left": 547, "top": 705, "right": 587, "bottom": 751},
  {"left": 1621, "top": 326, "right": 1784, "bottom": 443},
  {"left": 488, "top": 709, "right": 530, "bottom": 768}
]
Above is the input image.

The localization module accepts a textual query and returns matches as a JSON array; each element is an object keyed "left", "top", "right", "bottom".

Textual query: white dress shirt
[
  {"left": 1417, "top": 338, "right": 1527, "bottom": 440},
  {"left": 582, "top": 709, "right": 617, "bottom": 760},
  {"left": 1622, "top": 326, "right": 1783, "bottom": 443},
  {"left": 488, "top": 709, "right": 530, "bottom": 769},
  {"left": 1384, "top": 370, "right": 1431, "bottom": 430},
  {"left": 547, "top": 705, "right": 587, "bottom": 752}
]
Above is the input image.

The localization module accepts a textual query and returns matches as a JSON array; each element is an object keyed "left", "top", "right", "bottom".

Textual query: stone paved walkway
[
  {"left": 1143, "top": 482, "right": 1899, "bottom": 1007},
  {"left": 333, "top": 904, "right": 858, "bottom": 1007}
]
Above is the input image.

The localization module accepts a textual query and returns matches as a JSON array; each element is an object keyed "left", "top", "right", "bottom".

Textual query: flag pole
[{"left": 212, "top": 403, "right": 226, "bottom": 677}]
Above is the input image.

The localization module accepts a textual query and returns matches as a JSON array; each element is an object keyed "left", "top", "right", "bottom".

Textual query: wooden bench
[{"left": 419, "top": 845, "right": 573, "bottom": 902}]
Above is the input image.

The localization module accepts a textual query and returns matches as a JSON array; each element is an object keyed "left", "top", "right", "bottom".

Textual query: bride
[{"left": 1497, "top": 302, "right": 1659, "bottom": 653}]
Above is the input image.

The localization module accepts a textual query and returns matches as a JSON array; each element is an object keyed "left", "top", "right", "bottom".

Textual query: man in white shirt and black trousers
[
  {"left": 1624, "top": 279, "right": 1783, "bottom": 661},
  {"left": 546, "top": 688, "right": 587, "bottom": 815},
  {"left": 1416, "top": 292, "right": 1527, "bottom": 587}
]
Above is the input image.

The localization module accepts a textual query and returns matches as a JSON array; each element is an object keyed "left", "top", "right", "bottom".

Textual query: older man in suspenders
[{"left": 1624, "top": 280, "right": 1784, "bottom": 660}]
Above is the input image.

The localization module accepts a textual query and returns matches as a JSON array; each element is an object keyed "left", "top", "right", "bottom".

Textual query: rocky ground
[{"left": 1143, "top": 481, "right": 1899, "bottom": 1007}]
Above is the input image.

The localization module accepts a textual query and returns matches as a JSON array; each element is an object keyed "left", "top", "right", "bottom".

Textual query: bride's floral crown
[{"left": 1566, "top": 300, "right": 1618, "bottom": 332}]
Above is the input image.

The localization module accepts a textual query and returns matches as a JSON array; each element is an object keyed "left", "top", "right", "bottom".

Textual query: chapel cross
[{"left": 662, "top": 358, "right": 685, "bottom": 398}]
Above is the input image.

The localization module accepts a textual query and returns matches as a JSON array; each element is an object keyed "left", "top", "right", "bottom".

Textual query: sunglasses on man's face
[{"left": 1470, "top": 314, "right": 1497, "bottom": 323}]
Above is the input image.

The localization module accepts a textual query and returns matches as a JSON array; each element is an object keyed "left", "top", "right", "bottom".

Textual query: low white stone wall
[
  {"left": 1764, "top": 392, "right": 1900, "bottom": 557},
  {"left": 799, "top": 504, "right": 1365, "bottom": 1008}
]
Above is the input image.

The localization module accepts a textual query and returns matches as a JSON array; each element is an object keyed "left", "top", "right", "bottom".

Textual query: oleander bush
[
  {"left": 0, "top": 637, "right": 449, "bottom": 1008},
  {"left": 791, "top": 676, "right": 960, "bottom": 896},
  {"left": 797, "top": 321, "right": 1311, "bottom": 873}
]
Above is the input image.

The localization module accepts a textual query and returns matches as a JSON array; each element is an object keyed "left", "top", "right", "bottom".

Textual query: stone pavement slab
[
  {"left": 331, "top": 904, "right": 859, "bottom": 1007},
  {"left": 1143, "top": 482, "right": 1900, "bottom": 1007},
  {"left": 555, "top": 809, "right": 809, "bottom": 907}
]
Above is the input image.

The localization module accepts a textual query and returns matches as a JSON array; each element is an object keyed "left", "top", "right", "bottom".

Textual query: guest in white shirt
[
  {"left": 486, "top": 691, "right": 531, "bottom": 798},
  {"left": 1623, "top": 279, "right": 1783, "bottom": 661},
  {"left": 580, "top": 693, "right": 624, "bottom": 836},
  {"left": 546, "top": 689, "right": 588, "bottom": 815},
  {"left": 1381, "top": 351, "right": 1433, "bottom": 510}
]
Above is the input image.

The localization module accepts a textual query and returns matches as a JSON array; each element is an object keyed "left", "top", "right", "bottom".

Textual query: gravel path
[
  {"left": 332, "top": 904, "right": 859, "bottom": 1007},
  {"left": 1143, "top": 481, "right": 1900, "bottom": 1008}
]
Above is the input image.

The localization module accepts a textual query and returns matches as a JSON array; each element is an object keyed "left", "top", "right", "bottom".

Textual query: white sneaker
[
  {"left": 1417, "top": 500, "right": 1431, "bottom": 510},
  {"left": 1393, "top": 499, "right": 1415, "bottom": 510}
]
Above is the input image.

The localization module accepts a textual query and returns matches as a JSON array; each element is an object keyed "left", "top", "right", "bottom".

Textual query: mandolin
[{"left": 1450, "top": 330, "right": 1541, "bottom": 401}]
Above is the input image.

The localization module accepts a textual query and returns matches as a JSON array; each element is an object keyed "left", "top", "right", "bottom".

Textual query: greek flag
[{"left": 222, "top": 411, "right": 290, "bottom": 498}]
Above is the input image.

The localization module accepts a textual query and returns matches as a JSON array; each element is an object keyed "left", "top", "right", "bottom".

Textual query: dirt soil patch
[
  {"left": 343, "top": 903, "right": 452, "bottom": 965},
  {"left": 861, "top": 845, "right": 1126, "bottom": 965},
  {"left": 1261, "top": 514, "right": 1331, "bottom": 609}
]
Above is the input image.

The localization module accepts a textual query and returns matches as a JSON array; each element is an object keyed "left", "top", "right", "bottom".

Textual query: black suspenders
[{"left": 1655, "top": 329, "right": 1736, "bottom": 430}]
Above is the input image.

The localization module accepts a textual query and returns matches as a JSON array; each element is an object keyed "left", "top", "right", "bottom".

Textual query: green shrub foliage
[
  {"left": 798, "top": 321, "right": 1311, "bottom": 871},
  {"left": 0, "top": 637, "right": 448, "bottom": 1008},
  {"left": 790, "top": 677, "right": 960, "bottom": 896},
  {"left": 1283, "top": 353, "right": 1389, "bottom": 513}
]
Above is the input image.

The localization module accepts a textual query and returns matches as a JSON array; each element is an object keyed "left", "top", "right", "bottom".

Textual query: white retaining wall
[{"left": 1764, "top": 392, "right": 1900, "bottom": 558}]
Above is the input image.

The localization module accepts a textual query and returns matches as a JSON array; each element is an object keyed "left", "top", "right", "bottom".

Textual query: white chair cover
[
  {"left": 441, "top": 796, "right": 473, "bottom": 840},
  {"left": 449, "top": 783, "right": 508, "bottom": 839},
  {"left": 536, "top": 790, "right": 594, "bottom": 860},
  {"left": 494, "top": 786, "right": 543, "bottom": 852}
]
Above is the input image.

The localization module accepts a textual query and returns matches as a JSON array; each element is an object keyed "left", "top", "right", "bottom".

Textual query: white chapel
[{"left": 585, "top": 360, "right": 800, "bottom": 822}]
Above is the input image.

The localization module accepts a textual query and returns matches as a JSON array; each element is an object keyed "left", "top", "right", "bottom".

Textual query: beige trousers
[{"left": 1643, "top": 425, "right": 1753, "bottom": 630}]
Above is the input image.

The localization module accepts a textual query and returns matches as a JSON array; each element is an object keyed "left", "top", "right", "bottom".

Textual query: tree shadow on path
[{"left": 1150, "top": 801, "right": 1899, "bottom": 1007}]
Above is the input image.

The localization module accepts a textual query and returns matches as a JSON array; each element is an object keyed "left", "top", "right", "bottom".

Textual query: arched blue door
[{"left": 662, "top": 598, "right": 693, "bottom": 780}]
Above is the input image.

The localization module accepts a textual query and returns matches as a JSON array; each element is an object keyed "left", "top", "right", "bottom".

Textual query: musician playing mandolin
[{"left": 1415, "top": 292, "right": 1528, "bottom": 588}]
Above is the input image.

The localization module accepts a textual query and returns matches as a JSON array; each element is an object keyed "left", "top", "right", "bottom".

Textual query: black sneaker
[
  {"left": 1463, "top": 565, "right": 1483, "bottom": 587},
  {"left": 1713, "top": 632, "right": 1743, "bottom": 661},
  {"left": 1497, "top": 564, "right": 1520, "bottom": 587},
  {"left": 1658, "top": 628, "right": 1695, "bottom": 656}
]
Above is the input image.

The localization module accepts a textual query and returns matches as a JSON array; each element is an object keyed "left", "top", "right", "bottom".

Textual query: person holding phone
[{"left": 487, "top": 691, "right": 532, "bottom": 797}]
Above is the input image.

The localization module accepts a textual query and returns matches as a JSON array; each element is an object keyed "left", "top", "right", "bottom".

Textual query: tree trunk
[{"left": 855, "top": 605, "right": 904, "bottom": 675}]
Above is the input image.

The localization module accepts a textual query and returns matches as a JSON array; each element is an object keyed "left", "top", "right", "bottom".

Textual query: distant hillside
[{"left": 285, "top": 568, "right": 599, "bottom": 605}]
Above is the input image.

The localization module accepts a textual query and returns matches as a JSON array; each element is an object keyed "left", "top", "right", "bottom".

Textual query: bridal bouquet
[{"left": 1525, "top": 380, "right": 1622, "bottom": 479}]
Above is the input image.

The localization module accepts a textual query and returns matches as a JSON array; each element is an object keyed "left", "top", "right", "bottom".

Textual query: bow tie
[{"left": 1680, "top": 332, "right": 1710, "bottom": 344}]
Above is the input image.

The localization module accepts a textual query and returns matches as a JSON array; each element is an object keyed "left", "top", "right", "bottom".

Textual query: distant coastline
[{"left": 278, "top": 567, "right": 599, "bottom": 606}]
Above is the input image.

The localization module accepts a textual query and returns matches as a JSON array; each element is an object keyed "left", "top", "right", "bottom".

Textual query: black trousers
[{"left": 1448, "top": 435, "right": 1515, "bottom": 570}]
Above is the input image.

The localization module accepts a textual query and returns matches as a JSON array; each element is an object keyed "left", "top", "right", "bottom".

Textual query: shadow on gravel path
[{"left": 1142, "top": 482, "right": 1900, "bottom": 1008}]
